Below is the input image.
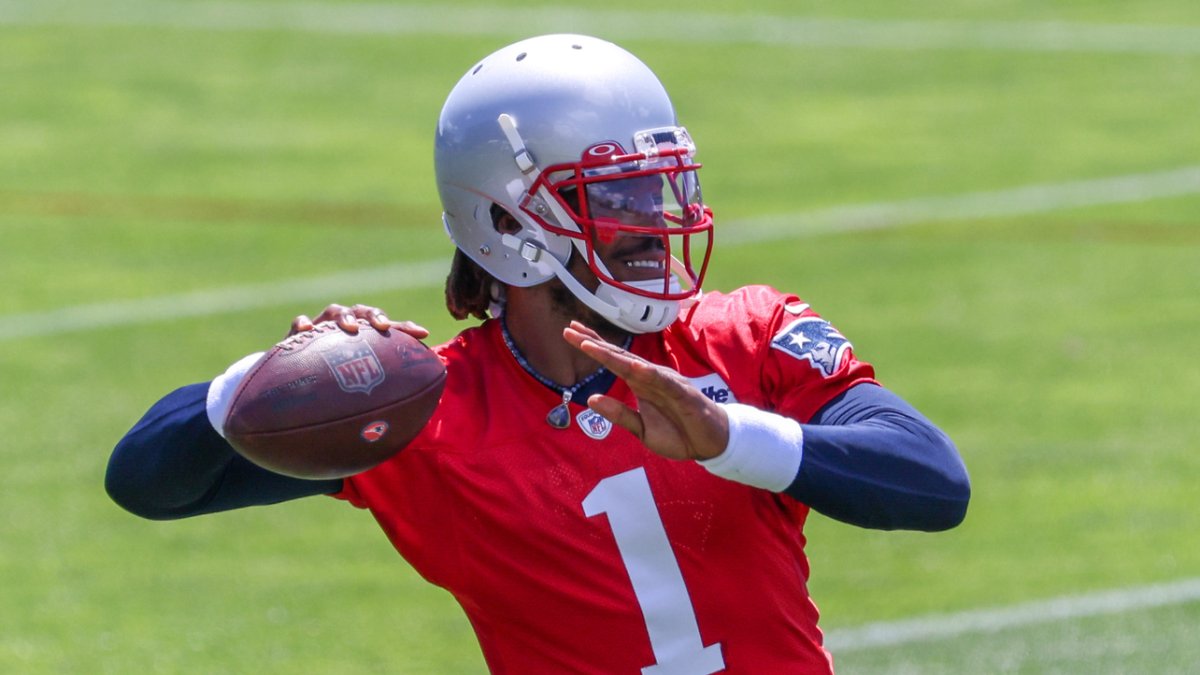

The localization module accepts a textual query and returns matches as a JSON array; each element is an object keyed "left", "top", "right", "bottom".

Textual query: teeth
[{"left": 624, "top": 260, "right": 663, "bottom": 269}]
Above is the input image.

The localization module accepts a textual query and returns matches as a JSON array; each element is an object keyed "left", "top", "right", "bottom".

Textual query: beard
[
  {"left": 545, "top": 254, "right": 633, "bottom": 344},
  {"left": 547, "top": 277, "right": 616, "bottom": 329}
]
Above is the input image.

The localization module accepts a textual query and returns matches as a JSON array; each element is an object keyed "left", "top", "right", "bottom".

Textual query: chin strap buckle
[{"left": 500, "top": 233, "right": 543, "bottom": 263}]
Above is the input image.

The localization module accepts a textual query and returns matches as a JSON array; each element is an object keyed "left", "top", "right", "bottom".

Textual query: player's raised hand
[
  {"left": 289, "top": 303, "right": 429, "bottom": 339},
  {"left": 563, "top": 321, "right": 728, "bottom": 462}
]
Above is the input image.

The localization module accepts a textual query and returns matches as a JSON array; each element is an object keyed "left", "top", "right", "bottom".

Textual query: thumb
[{"left": 587, "top": 395, "right": 645, "bottom": 441}]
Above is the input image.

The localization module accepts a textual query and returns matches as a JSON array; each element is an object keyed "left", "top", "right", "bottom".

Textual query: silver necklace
[{"left": 499, "top": 318, "right": 630, "bottom": 429}]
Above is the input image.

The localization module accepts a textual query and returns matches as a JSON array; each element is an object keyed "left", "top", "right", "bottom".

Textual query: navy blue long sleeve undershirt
[
  {"left": 791, "top": 384, "right": 969, "bottom": 531},
  {"left": 106, "top": 381, "right": 969, "bottom": 530},
  {"left": 105, "top": 383, "right": 342, "bottom": 520}
]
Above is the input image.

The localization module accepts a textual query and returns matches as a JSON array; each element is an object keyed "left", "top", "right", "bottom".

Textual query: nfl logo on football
[{"left": 321, "top": 342, "right": 387, "bottom": 395}]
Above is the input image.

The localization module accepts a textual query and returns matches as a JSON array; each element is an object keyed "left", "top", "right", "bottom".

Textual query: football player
[{"left": 108, "top": 34, "right": 970, "bottom": 673}]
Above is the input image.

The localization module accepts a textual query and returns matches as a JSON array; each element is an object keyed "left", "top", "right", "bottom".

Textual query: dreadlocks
[
  {"left": 444, "top": 204, "right": 508, "bottom": 321},
  {"left": 444, "top": 248, "right": 495, "bottom": 321}
]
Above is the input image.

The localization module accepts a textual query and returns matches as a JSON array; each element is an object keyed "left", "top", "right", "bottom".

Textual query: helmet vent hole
[
  {"left": 572, "top": 44, "right": 582, "bottom": 50},
  {"left": 516, "top": 52, "right": 527, "bottom": 62},
  {"left": 471, "top": 64, "right": 483, "bottom": 75}
]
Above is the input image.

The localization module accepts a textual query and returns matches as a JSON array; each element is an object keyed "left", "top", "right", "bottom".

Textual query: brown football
[{"left": 223, "top": 320, "right": 446, "bottom": 479}]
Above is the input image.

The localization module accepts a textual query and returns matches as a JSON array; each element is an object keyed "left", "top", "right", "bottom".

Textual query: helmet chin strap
[
  {"left": 498, "top": 232, "right": 682, "bottom": 334},
  {"left": 595, "top": 277, "right": 683, "bottom": 334},
  {"left": 549, "top": 245, "right": 683, "bottom": 334}
]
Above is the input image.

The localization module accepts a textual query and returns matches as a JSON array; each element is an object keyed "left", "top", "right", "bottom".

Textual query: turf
[{"left": 1, "top": 1, "right": 1197, "bottom": 672}]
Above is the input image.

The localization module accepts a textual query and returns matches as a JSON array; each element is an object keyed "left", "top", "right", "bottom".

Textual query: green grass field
[{"left": 2, "top": 1, "right": 1198, "bottom": 672}]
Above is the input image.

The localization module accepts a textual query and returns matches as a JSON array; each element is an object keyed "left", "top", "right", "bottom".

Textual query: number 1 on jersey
[{"left": 583, "top": 467, "right": 725, "bottom": 675}]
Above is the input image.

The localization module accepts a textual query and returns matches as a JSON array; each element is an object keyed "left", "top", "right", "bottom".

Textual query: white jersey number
[{"left": 582, "top": 467, "right": 725, "bottom": 675}]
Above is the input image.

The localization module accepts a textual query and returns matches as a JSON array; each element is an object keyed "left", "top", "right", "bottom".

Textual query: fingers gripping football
[
  {"left": 290, "top": 303, "right": 429, "bottom": 339},
  {"left": 563, "top": 322, "right": 729, "bottom": 461}
]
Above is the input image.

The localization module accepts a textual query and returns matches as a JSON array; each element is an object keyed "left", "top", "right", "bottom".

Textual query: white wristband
[
  {"left": 698, "top": 403, "right": 804, "bottom": 492},
  {"left": 205, "top": 352, "right": 265, "bottom": 438}
]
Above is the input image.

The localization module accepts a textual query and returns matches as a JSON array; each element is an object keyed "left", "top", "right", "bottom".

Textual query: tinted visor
[
  {"left": 570, "top": 158, "right": 710, "bottom": 299},
  {"left": 521, "top": 128, "right": 714, "bottom": 301}
]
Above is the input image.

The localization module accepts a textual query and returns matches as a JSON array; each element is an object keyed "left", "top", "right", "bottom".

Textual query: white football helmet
[{"left": 435, "top": 34, "right": 713, "bottom": 333}]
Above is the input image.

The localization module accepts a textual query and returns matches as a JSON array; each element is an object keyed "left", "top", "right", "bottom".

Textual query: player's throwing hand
[{"left": 289, "top": 303, "right": 430, "bottom": 339}]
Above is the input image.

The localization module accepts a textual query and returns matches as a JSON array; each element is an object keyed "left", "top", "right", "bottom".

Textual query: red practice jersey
[{"left": 335, "top": 285, "right": 876, "bottom": 674}]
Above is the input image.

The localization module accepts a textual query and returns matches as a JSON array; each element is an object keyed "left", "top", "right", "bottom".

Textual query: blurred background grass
[{"left": 1, "top": 1, "right": 1198, "bottom": 672}]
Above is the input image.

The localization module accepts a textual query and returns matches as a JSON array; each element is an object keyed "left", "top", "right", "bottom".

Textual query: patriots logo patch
[{"left": 770, "top": 317, "right": 852, "bottom": 377}]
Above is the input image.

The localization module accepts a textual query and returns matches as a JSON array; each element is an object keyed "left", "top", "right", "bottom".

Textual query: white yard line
[
  {"left": 825, "top": 577, "right": 1200, "bottom": 652},
  {"left": 2, "top": 164, "right": 1199, "bottom": 342},
  {"left": 723, "top": 164, "right": 1200, "bottom": 244},
  {"left": 2, "top": 0, "right": 1200, "bottom": 55}
]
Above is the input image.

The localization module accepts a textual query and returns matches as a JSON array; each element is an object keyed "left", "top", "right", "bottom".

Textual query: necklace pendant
[
  {"left": 546, "top": 403, "right": 571, "bottom": 429},
  {"left": 547, "top": 389, "right": 573, "bottom": 429}
]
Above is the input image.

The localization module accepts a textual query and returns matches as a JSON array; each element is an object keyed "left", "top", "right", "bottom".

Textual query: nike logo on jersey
[
  {"left": 687, "top": 373, "right": 738, "bottom": 405},
  {"left": 771, "top": 316, "right": 852, "bottom": 377}
]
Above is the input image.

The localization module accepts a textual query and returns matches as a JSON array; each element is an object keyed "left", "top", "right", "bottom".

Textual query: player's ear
[{"left": 490, "top": 204, "right": 522, "bottom": 235}]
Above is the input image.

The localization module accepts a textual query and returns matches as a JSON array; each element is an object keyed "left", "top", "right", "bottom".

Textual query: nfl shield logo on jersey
[
  {"left": 770, "top": 317, "right": 852, "bottom": 377},
  {"left": 321, "top": 341, "right": 387, "bottom": 395},
  {"left": 576, "top": 409, "right": 613, "bottom": 440}
]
